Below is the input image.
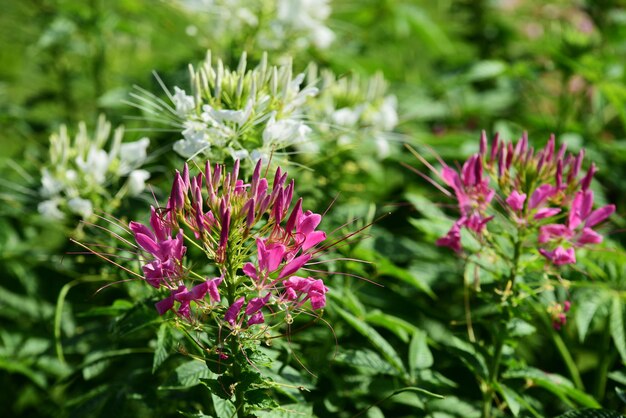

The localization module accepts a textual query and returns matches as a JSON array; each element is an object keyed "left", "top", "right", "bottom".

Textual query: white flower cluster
[
  {"left": 38, "top": 115, "right": 151, "bottom": 220},
  {"left": 144, "top": 51, "right": 318, "bottom": 165},
  {"left": 305, "top": 67, "right": 399, "bottom": 158},
  {"left": 176, "top": 0, "right": 334, "bottom": 53}
]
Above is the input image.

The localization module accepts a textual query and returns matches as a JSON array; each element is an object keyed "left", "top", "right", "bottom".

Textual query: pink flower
[
  {"left": 506, "top": 190, "right": 527, "bottom": 212},
  {"left": 436, "top": 221, "right": 462, "bottom": 253},
  {"left": 539, "top": 246, "right": 576, "bottom": 265},
  {"left": 225, "top": 297, "right": 245, "bottom": 326}
]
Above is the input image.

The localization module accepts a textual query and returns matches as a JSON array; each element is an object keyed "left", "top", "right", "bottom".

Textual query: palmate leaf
[
  {"left": 554, "top": 409, "right": 624, "bottom": 418},
  {"left": 153, "top": 322, "right": 174, "bottom": 373},
  {"left": 161, "top": 359, "right": 211, "bottom": 389},
  {"left": 335, "top": 307, "right": 406, "bottom": 376},
  {"left": 576, "top": 291, "right": 607, "bottom": 343},
  {"left": 211, "top": 393, "right": 236, "bottom": 418},
  {"left": 610, "top": 296, "right": 626, "bottom": 364}
]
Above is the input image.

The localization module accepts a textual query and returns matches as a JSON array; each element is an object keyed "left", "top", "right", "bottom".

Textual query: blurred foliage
[{"left": 3, "top": 0, "right": 626, "bottom": 417}]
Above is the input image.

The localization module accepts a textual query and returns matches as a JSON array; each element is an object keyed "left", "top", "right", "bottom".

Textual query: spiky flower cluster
[
  {"left": 38, "top": 115, "right": 150, "bottom": 220},
  {"left": 304, "top": 66, "right": 399, "bottom": 158},
  {"left": 129, "top": 160, "right": 328, "bottom": 331},
  {"left": 434, "top": 132, "right": 615, "bottom": 266},
  {"left": 135, "top": 51, "right": 317, "bottom": 166}
]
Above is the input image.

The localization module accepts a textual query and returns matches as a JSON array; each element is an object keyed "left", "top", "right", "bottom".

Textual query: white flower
[
  {"left": 332, "top": 108, "right": 361, "bottom": 126},
  {"left": 76, "top": 147, "right": 109, "bottom": 185},
  {"left": 172, "top": 86, "right": 196, "bottom": 116},
  {"left": 127, "top": 169, "right": 151, "bottom": 196},
  {"left": 38, "top": 199, "right": 65, "bottom": 220},
  {"left": 118, "top": 137, "right": 150, "bottom": 175},
  {"left": 229, "top": 148, "right": 249, "bottom": 161},
  {"left": 263, "top": 115, "right": 312, "bottom": 146},
  {"left": 276, "top": 0, "right": 334, "bottom": 49},
  {"left": 40, "top": 169, "right": 63, "bottom": 197},
  {"left": 68, "top": 197, "right": 93, "bottom": 219},
  {"left": 371, "top": 96, "right": 398, "bottom": 131},
  {"left": 375, "top": 136, "right": 390, "bottom": 159},
  {"left": 311, "top": 23, "right": 335, "bottom": 49},
  {"left": 174, "top": 137, "right": 209, "bottom": 158}
]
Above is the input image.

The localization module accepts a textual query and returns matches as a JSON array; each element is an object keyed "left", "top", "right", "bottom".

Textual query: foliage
[{"left": 2, "top": 0, "right": 626, "bottom": 417}]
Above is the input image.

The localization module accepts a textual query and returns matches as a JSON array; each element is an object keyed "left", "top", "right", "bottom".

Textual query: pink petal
[
  {"left": 506, "top": 191, "right": 527, "bottom": 212},
  {"left": 243, "top": 263, "right": 258, "bottom": 280},
  {"left": 534, "top": 207, "right": 561, "bottom": 220},
  {"left": 278, "top": 253, "right": 311, "bottom": 279},
  {"left": 576, "top": 227, "right": 603, "bottom": 245},
  {"left": 225, "top": 297, "right": 245, "bottom": 326},
  {"left": 135, "top": 233, "right": 160, "bottom": 255},
  {"left": 585, "top": 204, "right": 615, "bottom": 228}
]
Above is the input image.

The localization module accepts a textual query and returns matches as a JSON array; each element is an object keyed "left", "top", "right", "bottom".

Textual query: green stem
[
  {"left": 482, "top": 231, "right": 525, "bottom": 418},
  {"left": 551, "top": 326, "right": 584, "bottom": 390},
  {"left": 594, "top": 318, "right": 613, "bottom": 400}
]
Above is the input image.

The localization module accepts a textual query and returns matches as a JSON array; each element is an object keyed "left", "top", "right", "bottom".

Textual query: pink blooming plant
[
  {"left": 427, "top": 132, "right": 614, "bottom": 266},
  {"left": 129, "top": 160, "right": 329, "bottom": 330}
]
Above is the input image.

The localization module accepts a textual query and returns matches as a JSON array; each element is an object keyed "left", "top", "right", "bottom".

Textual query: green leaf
[
  {"left": 211, "top": 393, "right": 236, "bottom": 418},
  {"left": 503, "top": 367, "right": 600, "bottom": 408},
  {"left": 202, "top": 377, "right": 233, "bottom": 400},
  {"left": 365, "top": 310, "right": 418, "bottom": 343},
  {"left": 336, "top": 307, "right": 406, "bottom": 375},
  {"left": 374, "top": 254, "right": 435, "bottom": 298},
  {"left": 334, "top": 349, "right": 396, "bottom": 375},
  {"left": 153, "top": 322, "right": 173, "bottom": 373},
  {"left": 408, "top": 329, "right": 433, "bottom": 376},
  {"left": 611, "top": 296, "right": 626, "bottom": 364},
  {"left": 507, "top": 318, "right": 536, "bottom": 338},
  {"left": 162, "top": 360, "right": 211, "bottom": 389},
  {"left": 554, "top": 409, "right": 624, "bottom": 418},
  {"left": 255, "top": 403, "right": 314, "bottom": 417},
  {"left": 576, "top": 293, "right": 604, "bottom": 342},
  {"left": 442, "top": 337, "right": 489, "bottom": 380},
  {"left": 496, "top": 383, "right": 521, "bottom": 416}
]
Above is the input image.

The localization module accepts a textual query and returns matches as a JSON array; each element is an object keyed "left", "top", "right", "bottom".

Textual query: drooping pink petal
[
  {"left": 529, "top": 184, "right": 556, "bottom": 209},
  {"left": 225, "top": 297, "right": 245, "bottom": 326},
  {"left": 245, "top": 293, "right": 270, "bottom": 316},
  {"left": 247, "top": 311, "right": 264, "bottom": 325},
  {"left": 129, "top": 221, "right": 154, "bottom": 241},
  {"left": 155, "top": 295, "right": 175, "bottom": 315},
  {"left": 576, "top": 227, "right": 603, "bottom": 245},
  {"left": 538, "top": 224, "right": 572, "bottom": 244},
  {"left": 207, "top": 276, "right": 223, "bottom": 302},
  {"left": 533, "top": 207, "right": 561, "bottom": 220},
  {"left": 278, "top": 253, "right": 312, "bottom": 279},
  {"left": 585, "top": 204, "right": 615, "bottom": 228},
  {"left": 539, "top": 246, "right": 576, "bottom": 265},
  {"left": 506, "top": 191, "right": 526, "bottom": 212},
  {"left": 302, "top": 230, "right": 326, "bottom": 251},
  {"left": 243, "top": 262, "right": 258, "bottom": 280},
  {"left": 135, "top": 233, "right": 160, "bottom": 256},
  {"left": 436, "top": 222, "right": 462, "bottom": 253}
]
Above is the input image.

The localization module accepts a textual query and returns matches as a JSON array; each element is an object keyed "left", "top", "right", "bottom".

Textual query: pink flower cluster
[
  {"left": 129, "top": 160, "right": 329, "bottom": 327},
  {"left": 436, "top": 132, "right": 615, "bottom": 266}
]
